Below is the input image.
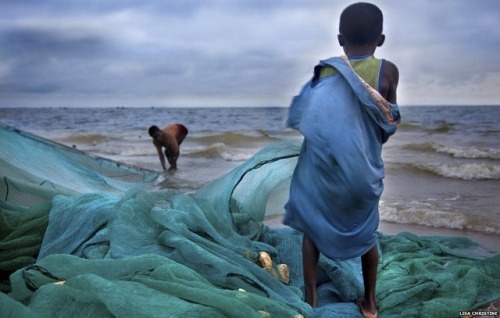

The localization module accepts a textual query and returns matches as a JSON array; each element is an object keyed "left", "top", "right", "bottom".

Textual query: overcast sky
[{"left": 1, "top": 0, "right": 499, "bottom": 107}]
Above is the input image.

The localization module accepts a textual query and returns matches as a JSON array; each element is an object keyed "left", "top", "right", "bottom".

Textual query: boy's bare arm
[
  {"left": 381, "top": 60, "right": 399, "bottom": 104},
  {"left": 155, "top": 143, "right": 167, "bottom": 171}
]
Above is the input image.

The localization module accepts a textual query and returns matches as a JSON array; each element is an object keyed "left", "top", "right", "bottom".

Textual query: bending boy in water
[
  {"left": 148, "top": 124, "right": 188, "bottom": 171},
  {"left": 283, "top": 3, "right": 400, "bottom": 318}
]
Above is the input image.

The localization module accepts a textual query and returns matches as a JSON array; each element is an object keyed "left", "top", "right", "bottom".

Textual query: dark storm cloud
[
  {"left": 0, "top": 0, "right": 499, "bottom": 107},
  {"left": 0, "top": 25, "right": 114, "bottom": 95},
  {"left": 3, "top": 28, "right": 108, "bottom": 58}
]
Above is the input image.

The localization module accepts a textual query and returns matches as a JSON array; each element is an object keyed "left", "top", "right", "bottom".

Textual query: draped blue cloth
[{"left": 284, "top": 56, "right": 400, "bottom": 259}]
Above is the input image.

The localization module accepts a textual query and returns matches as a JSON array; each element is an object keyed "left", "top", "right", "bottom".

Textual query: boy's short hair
[
  {"left": 148, "top": 125, "right": 161, "bottom": 137},
  {"left": 339, "top": 2, "right": 383, "bottom": 46}
]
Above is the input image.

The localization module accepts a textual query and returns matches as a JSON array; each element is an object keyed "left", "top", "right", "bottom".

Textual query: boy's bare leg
[
  {"left": 359, "top": 244, "right": 379, "bottom": 317},
  {"left": 302, "top": 235, "right": 319, "bottom": 307}
]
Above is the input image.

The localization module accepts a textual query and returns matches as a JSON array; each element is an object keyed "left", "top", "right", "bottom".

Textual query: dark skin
[
  {"left": 302, "top": 33, "right": 399, "bottom": 318},
  {"left": 338, "top": 33, "right": 399, "bottom": 104},
  {"left": 151, "top": 124, "right": 188, "bottom": 171}
]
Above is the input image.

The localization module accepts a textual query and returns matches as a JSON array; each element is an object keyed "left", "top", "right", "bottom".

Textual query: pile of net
[{"left": 1, "top": 124, "right": 499, "bottom": 317}]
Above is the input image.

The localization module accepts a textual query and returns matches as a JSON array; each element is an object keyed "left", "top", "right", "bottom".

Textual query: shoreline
[{"left": 264, "top": 216, "right": 500, "bottom": 253}]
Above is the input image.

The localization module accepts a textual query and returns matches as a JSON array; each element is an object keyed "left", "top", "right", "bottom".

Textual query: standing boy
[
  {"left": 148, "top": 124, "right": 188, "bottom": 171},
  {"left": 283, "top": 3, "right": 400, "bottom": 318}
]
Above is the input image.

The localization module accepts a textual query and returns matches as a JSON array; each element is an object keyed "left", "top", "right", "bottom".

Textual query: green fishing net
[{"left": 1, "top": 124, "right": 499, "bottom": 317}]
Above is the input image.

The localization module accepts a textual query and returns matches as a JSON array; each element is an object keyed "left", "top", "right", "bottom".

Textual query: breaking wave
[
  {"left": 411, "top": 162, "right": 500, "bottom": 180},
  {"left": 379, "top": 200, "right": 500, "bottom": 235},
  {"left": 404, "top": 142, "right": 500, "bottom": 159}
]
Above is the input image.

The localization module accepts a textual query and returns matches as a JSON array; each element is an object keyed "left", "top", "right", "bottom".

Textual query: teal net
[{"left": 1, "top": 124, "right": 499, "bottom": 317}]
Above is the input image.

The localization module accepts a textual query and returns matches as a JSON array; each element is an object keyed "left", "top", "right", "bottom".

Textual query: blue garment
[{"left": 284, "top": 56, "right": 400, "bottom": 259}]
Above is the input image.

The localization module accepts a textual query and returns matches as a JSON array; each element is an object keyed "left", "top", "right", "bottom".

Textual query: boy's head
[
  {"left": 338, "top": 2, "right": 384, "bottom": 47},
  {"left": 148, "top": 125, "right": 161, "bottom": 138}
]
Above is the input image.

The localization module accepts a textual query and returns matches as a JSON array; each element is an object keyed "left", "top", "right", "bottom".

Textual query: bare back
[{"left": 152, "top": 123, "right": 188, "bottom": 171}]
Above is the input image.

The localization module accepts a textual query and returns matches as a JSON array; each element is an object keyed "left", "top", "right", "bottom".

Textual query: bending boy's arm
[{"left": 155, "top": 144, "right": 167, "bottom": 171}]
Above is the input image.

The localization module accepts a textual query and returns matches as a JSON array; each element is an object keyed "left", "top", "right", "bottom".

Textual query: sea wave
[
  {"left": 411, "top": 162, "right": 500, "bottom": 180},
  {"left": 428, "top": 121, "right": 453, "bottom": 133},
  {"left": 404, "top": 142, "right": 500, "bottom": 159},
  {"left": 398, "top": 121, "right": 453, "bottom": 133},
  {"left": 57, "top": 134, "right": 113, "bottom": 144},
  {"left": 183, "top": 143, "right": 255, "bottom": 161},
  {"left": 397, "top": 122, "right": 423, "bottom": 131},
  {"left": 57, "top": 131, "right": 277, "bottom": 147},
  {"left": 379, "top": 200, "right": 500, "bottom": 235},
  {"left": 92, "top": 142, "right": 256, "bottom": 162},
  {"left": 190, "top": 131, "right": 278, "bottom": 145}
]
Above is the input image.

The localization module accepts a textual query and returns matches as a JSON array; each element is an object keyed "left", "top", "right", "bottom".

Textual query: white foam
[
  {"left": 219, "top": 147, "right": 256, "bottom": 162},
  {"left": 379, "top": 200, "right": 500, "bottom": 235},
  {"left": 434, "top": 143, "right": 500, "bottom": 159},
  {"left": 380, "top": 201, "right": 466, "bottom": 230},
  {"left": 414, "top": 163, "right": 500, "bottom": 180}
]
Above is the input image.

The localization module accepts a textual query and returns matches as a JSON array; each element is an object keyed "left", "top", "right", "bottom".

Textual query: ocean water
[{"left": 1, "top": 106, "right": 499, "bottom": 238}]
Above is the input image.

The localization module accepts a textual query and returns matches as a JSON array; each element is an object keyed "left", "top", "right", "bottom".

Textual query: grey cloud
[
  {"left": 2, "top": 27, "right": 110, "bottom": 59},
  {"left": 1, "top": 0, "right": 499, "bottom": 107},
  {"left": 0, "top": 26, "right": 114, "bottom": 95},
  {"left": 0, "top": 82, "right": 62, "bottom": 94},
  {"left": 0, "top": 0, "right": 344, "bottom": 106}
]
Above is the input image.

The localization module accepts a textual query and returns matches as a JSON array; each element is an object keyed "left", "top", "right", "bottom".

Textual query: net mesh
[{"left": 1, "top": 124, "right": 499, "bottom": 317}]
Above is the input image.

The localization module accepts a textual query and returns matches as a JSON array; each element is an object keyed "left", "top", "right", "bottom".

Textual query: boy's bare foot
[{"left": 356, "top": 298, "right": 377, "bottom": 318}]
